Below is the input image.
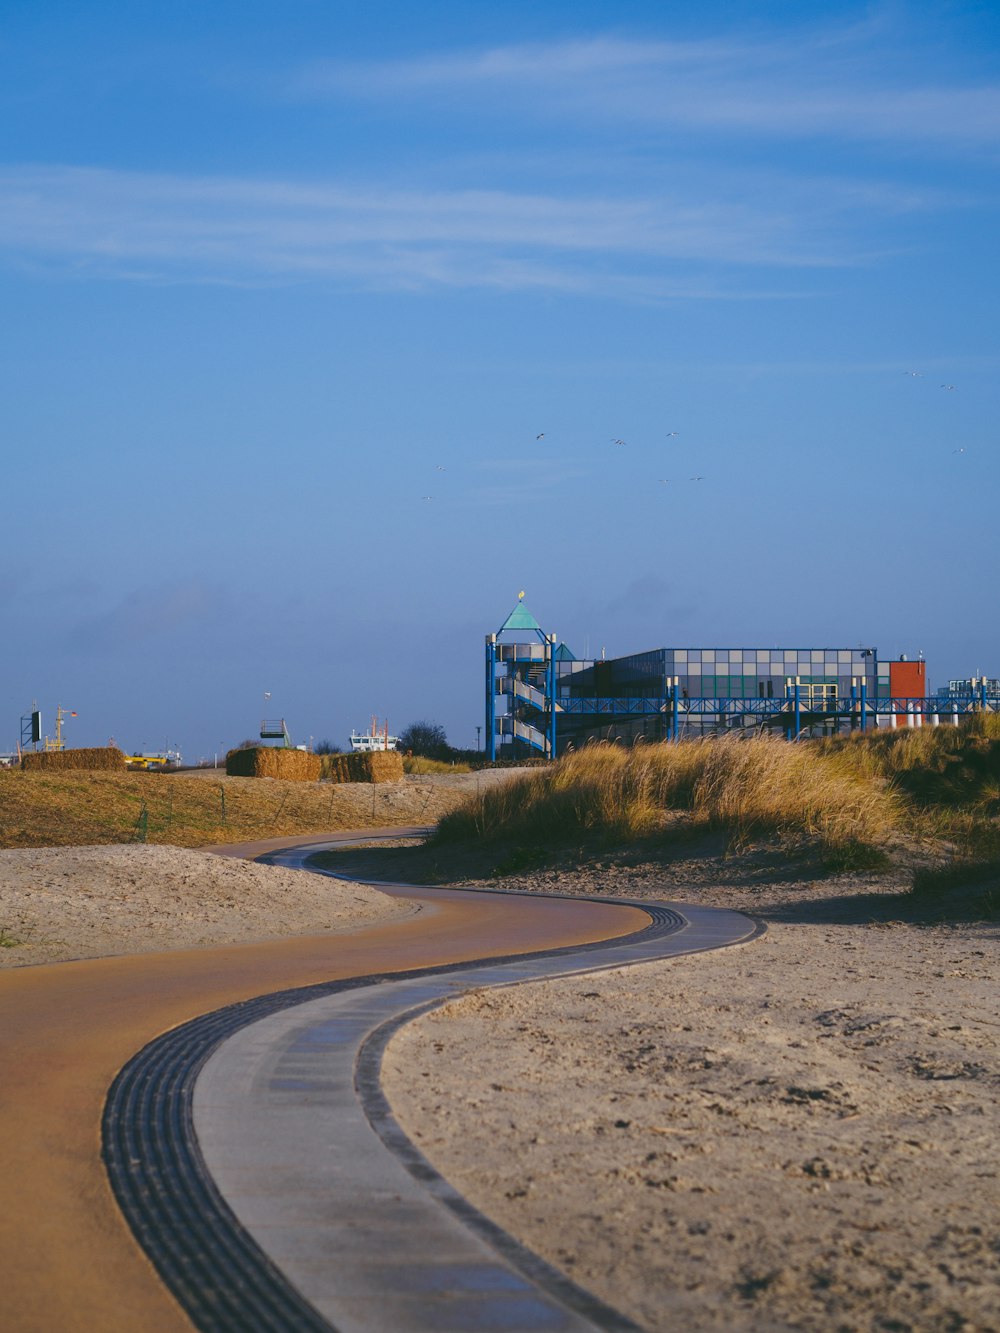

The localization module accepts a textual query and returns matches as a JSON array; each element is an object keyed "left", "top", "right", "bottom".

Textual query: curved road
[{"left": 0, "top": 829, "right": 649, "bottom": 1333}]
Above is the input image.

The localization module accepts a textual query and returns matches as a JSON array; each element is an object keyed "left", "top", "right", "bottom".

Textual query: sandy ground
[
  {"left": 0, "top": 844, "right": 408, "bottom": 967},
  {"left": 380, "top": 856, "right": 1000, "bottom": 1333},
  {"left": 0, "top": 771, "right": 528, "bottom": 967},
  {"left": 4, "top": 790, "right": 997, "bottom": 1330}
]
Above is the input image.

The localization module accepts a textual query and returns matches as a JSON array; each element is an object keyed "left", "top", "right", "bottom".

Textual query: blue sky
[{"left": 2, "top": 1, "right": 998, "bottom": 758}]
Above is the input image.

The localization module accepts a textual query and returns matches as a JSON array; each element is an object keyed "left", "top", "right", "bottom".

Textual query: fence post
[{"left": 133, "top": 804, "right": 148, "bottom": 843}]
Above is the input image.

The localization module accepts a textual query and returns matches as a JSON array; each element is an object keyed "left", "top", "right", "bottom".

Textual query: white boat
[{"left": 350, "top": 721, "right": 400, "bottom": 752}]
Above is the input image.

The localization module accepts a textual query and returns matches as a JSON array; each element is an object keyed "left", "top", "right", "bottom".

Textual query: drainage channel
[{"left": 103, "top": 843, "right": 763, "bottom": 1333}]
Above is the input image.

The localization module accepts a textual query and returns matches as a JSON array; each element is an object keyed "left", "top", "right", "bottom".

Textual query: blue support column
[
  {"left": 486, "top": 635, "right": 497, "bottom": 762},
  {"left": 548, "top": 636, "right": 557, "bottom": 760},
  {"left": 850, "top": 679, "right": 858, "bottom": 732},
  {"left": 671, "top": 677, "right": 680, "bottom": 742},
  {"left": 794, "top": 677, "right": 802, "bottom": 740},
  {"left": 860, "top": 677, "right": 867, "bottom": 732}
]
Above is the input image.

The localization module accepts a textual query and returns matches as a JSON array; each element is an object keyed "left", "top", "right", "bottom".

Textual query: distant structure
[
  {"left": 935, "top": 677, "right": 1000, "bottom": 703},
  {"left": 260, "top": 718, "right": 293, "bottom": 747},
  {"left": 486, "top": 600, "right": 996, "bottom": 760},
  {"left": 350, "top": 717, "right": 400, "bottom": 752}
]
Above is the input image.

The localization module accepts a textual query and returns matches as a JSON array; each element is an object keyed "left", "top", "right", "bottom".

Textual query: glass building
[
  {"left": 487, "top": 600, "right": 928, "bottom": 757},
  {"left": 563, "top": 646, "right": 878, "bottom": 703},
  {"left": 554, "top": 646, "right": 880, "bottom": 747}
]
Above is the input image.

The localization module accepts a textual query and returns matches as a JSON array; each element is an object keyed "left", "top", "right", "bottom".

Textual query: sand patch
[
  {"left": 0, "top": 844, "right": 407, "bottom": 966},
  {"left": 384, "top": 887, "right": 999, "bottom": 1331}
]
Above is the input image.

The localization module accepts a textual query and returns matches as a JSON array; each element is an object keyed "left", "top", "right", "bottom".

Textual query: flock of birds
[
  {"left": 418, "top": 371, "right": 963, "bottom": 499},
  {"left": 605, "top": 433, "right": 704, "bottom": 485},
  {"left": 421, "top": 429, "right": 704, "bottom": 500}
]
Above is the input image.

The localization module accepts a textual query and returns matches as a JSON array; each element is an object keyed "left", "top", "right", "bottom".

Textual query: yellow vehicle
[{"left": 124, "top": 752, "right": 181, "bottom": 770}]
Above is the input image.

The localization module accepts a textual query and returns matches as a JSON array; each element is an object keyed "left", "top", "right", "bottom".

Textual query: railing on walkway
[{"left": 555, "top": 687, "right": 999, "bottom": 742}]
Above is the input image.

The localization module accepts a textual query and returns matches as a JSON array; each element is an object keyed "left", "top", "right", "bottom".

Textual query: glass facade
[{"left": 561, "top": 647, "right": 878, "bottom": 703}]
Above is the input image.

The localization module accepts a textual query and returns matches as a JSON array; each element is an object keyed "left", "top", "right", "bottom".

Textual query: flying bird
[
  {"left": 941, "top": 384, "right": 957, "bottom": 390},
  {"left": 953, "top": 447, "right": 966, "bottom": 454},
  {"left": 435, "top": 465, "right": 446, "bottom": 471},
  {"left": 689, "top": 475, "right": 704, "bottom": 482},
  {"left": 536, "top": 433, "right": 545, "bottom": 440},
  {"left": 611, "top": 437, "right": 627, "bottom": 446},
  {"left": 658, "top": 478, "right": 671, "bottom": 484},
  {"left": 903, "top": 371, "right": 924, "bottom": 377},
  {"left": 421, "top": 495, "right": 433, "bottom": 501},
  {"left": 665, "top": 431, "right": 679, "bottom": 437}
]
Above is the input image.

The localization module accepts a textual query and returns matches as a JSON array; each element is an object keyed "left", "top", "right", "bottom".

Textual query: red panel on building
[{"left": 889, "top": 660, "right": 926, "bottom": 698}]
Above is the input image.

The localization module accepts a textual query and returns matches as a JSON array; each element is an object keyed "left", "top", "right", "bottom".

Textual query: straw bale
[
  {"left": 320, "top": 751, "right": 404, "bottom": 784},
  {"left": 225, "top": 747, "right": 322, "bottom": 782},
  {"left": 21, "top": 747, "right": 127, "bottom": 772}
]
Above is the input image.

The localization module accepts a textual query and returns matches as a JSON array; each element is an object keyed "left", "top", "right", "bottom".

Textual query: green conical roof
[{"left": 498, "top": 599, "right": 543, "bottom": 635}]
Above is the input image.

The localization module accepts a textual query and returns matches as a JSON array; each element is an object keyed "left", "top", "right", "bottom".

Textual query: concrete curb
[{"left": 104, "top": 840, "right": 764, "bottom": 1332}]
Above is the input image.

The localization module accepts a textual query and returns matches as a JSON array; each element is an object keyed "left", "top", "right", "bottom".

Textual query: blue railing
[{"left": 557, "top": 694, "right": 998, "bottom": 717}]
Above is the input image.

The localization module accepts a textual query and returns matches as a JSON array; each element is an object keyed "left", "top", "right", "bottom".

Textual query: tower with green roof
[{"left": 486, "top": 594, "right": 567, "bottom": 761}]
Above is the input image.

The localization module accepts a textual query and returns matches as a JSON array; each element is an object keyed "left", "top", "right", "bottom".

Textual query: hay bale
[
  {"left": 319, "top": 754, "right": 350, "bottom": 783},
  {"left": 367, "top": 750, "right": 404, "bottom": 782},
  {"left": 225, "top": 747, "right": 322, "bottom": 781},
  {"left": 21, "top": 747, "right": 127, "bottom": 772},
  {"left": 320, "top": 751, "right": 404, "bottom": 784}
]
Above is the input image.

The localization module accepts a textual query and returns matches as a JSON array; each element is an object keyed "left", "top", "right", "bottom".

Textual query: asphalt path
[{"left": 0, "top": 828, "right": 648, "bottom": 1333}]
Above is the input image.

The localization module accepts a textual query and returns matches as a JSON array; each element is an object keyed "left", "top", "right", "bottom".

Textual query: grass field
[
  {"left": 0, "top": 769, "right": 464, "bottom": 850},
  {"left": 402, "top": 756, "right": 472, "bottom": 775}
]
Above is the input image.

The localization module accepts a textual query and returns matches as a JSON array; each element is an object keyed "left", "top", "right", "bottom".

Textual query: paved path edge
[{"left": 103, "top": 846, "right": 765, "bottom": 1333}]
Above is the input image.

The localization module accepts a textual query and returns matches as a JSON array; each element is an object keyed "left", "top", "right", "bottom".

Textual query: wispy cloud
[
  {"left": 291, "top": 30, "right": 1000, "bottom": 150},
  {"left": 70, "top": 578, "right": 223, "bottom": 652},
  {"left": 0, "top": 162, "right": 946, "bottom": 295},
  {"left": 603, "top": 574, "right": 695, "bottom": 623}
]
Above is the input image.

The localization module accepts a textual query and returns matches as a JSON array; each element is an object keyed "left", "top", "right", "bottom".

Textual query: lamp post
[{"left": 475, "top": 725, "right": 482, "bottom": 752}]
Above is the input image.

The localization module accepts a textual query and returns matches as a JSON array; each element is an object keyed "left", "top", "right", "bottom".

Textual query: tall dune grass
[
  {"left": 818, "top": 713, "right": 1000, "bottom": 810},
  {"left": 435, "top": 735, "right": 901, "bottom": 856},
  {"left": 815, "top": 716, "right": 1000, "bottom": 905}
]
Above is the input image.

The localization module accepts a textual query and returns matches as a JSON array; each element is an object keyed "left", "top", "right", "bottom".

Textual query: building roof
[{"left": 497, "top": 600, "right": 544, "bottom": 636}]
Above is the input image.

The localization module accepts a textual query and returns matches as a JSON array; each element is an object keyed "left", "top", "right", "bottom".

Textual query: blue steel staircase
[
  {"left": 496, "top": 668, "right": 563, "bottom": 752},
  {"left": 486, "top": 598, "right": 560, "bottom": 760}
]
